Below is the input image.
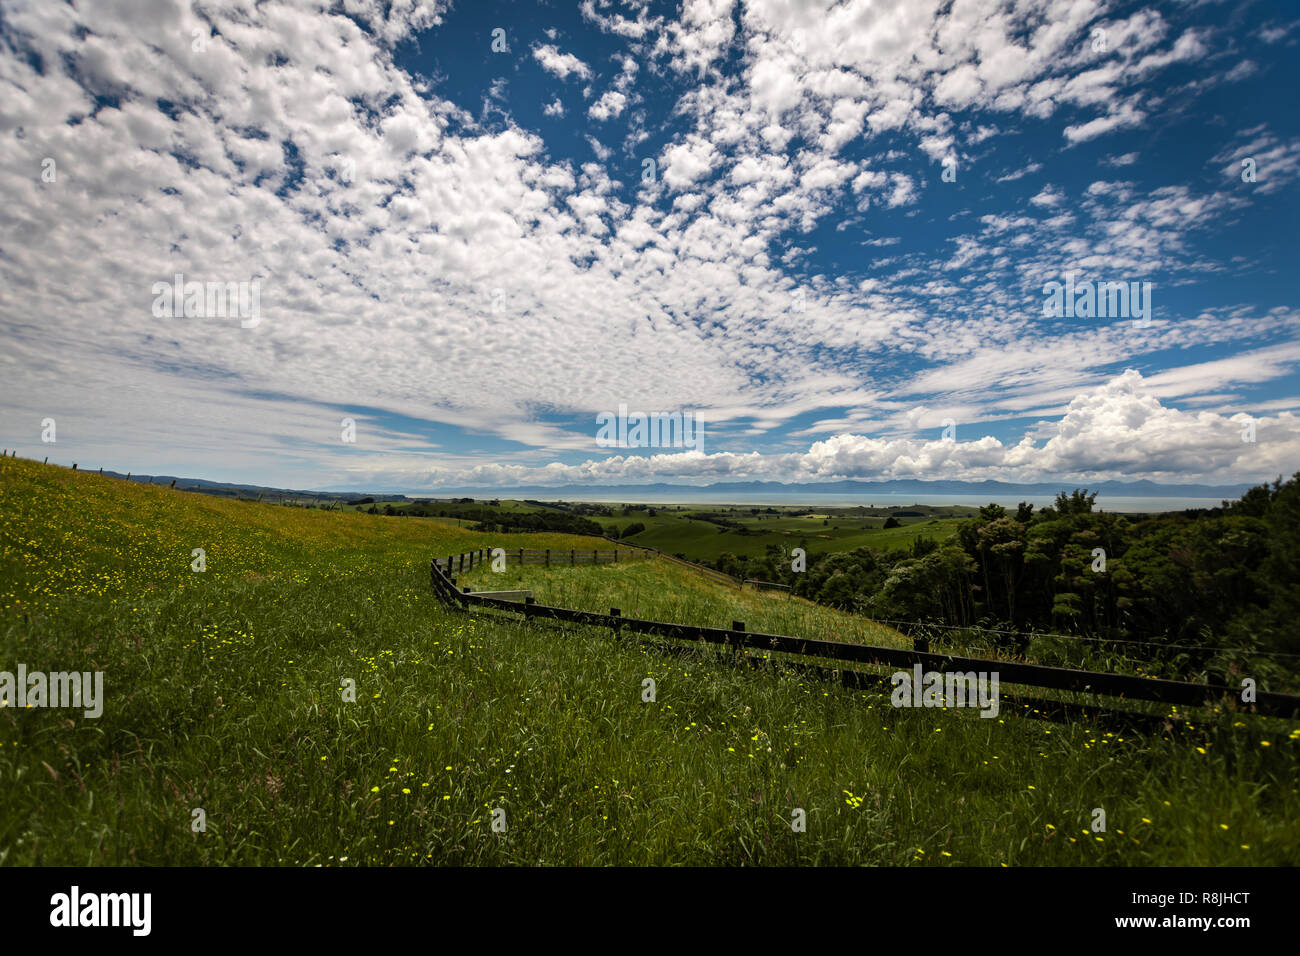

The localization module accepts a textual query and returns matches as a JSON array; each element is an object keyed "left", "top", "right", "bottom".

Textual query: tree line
[{"left": 709, "top": 476, "right": 1300, "bottom": 683}]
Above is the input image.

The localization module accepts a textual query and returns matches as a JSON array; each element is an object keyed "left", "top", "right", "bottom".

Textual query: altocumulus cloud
[{"left": 0, "top": 0, "right": 1296, "bottom": 490}]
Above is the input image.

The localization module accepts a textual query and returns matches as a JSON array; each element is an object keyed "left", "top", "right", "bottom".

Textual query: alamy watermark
[
  {"left": 50, "top": 886, "right": 150, "bottom": 935},
  {"left": 595, "top": 404, "right": 704, "bottom": 452},
  {"left": 891, "top": 664, "right": 999, "bottom": 718},
  {"left": 1043, "top": 272, "right": 1152, "bottom": 327},
  {"left": 151, "top": 272, "right": 261, "bottom": 328},
  {"left": 0, "top": 665, "right": 104, "bottom": 718}
]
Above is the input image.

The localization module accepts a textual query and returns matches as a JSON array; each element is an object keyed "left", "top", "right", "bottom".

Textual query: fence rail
[
  {"left": 743, "top": 578, "right": 792, "bottom": 591},
  {"left": 429, "top": 549, "right": 1300, "bottom": 720},
  {"left": 434, "top": 547, "right": 650, "bottom": 574},
  {"left": 598, "top": 535, "right": 742, "bottom": 587}
]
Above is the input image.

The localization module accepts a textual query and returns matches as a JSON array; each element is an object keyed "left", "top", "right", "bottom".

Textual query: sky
[{"left": 1, "top": 0, "right": 1298, "bottom": 492}]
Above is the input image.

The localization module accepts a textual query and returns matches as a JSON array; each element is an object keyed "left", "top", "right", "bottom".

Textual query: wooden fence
[
  {"left": 598, "top": 535, "right": 742, "bottom": 588},
  {"left": 429, "top": 548, "right": 1300, "bottom": 720},
  {"left": 743, "top": 578, "right": 792, "bottom": 592},
  {"left": 434, "top": 547, "right": 650, "bottom": 575}
]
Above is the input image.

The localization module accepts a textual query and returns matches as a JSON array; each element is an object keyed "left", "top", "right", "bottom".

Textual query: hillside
[
  {"left": 456, "top": 557, "right": 907, "bottom": 649},
  {"left": 1, "top": 457, "right": 1297, "bottom": 865}
]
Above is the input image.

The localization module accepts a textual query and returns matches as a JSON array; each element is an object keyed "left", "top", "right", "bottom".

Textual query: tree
[
  {"left": 976, "top": 516, "right": 1027, "bottom": 622},
  {"left": 1054, "top": 488, "right": 1098, "bottom": 515}
]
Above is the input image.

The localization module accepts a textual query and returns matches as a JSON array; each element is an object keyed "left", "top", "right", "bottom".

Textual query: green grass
[
  {"left": 1, "top": 456, "right": 1297, "bottom": 866},
  {"left": 459, "top": 557, "right": 908, "bottom": 648},
  {"left": 356, "top": 498, "right": 967, "bottom": 564},
  {"left": 601, "top": 511, "right": 963, "bottom": 561}
]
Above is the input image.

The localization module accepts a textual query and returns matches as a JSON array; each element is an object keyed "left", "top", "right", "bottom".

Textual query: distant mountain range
[
  {"left": 97, "top": 470, "right": 1258, "bottom": 503},
  {"left": 406, "top": 478, "right": 1257, "bottom": 500},
  {"left": 99, "top": 471, "right": 414, "bottom": 503}
]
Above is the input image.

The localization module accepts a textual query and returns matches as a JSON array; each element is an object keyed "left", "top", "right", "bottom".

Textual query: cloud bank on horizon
[{"left": 1, "top": 0, "right": 1297, "bottom": 491}]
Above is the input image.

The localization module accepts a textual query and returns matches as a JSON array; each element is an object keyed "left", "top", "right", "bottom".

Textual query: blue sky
[{"left": 1, "top": 0, "right": 1298, "bottom": 491}]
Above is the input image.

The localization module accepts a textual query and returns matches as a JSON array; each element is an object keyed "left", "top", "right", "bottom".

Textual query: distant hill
[
  {"left": 382, "top": 477, "right": 1258, "bottom": 500},
  {"left": 98, "top": 471, "right": 414, "bottom": 503},
  {"left": 84, "top": 469, "right": 1258, "bottom": 504}
]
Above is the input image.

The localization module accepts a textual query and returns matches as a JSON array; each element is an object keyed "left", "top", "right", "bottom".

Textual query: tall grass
[
  {"left": 459, "top": 558, "right": 909, "bottom": 649},
  {"left": 1, "top": 457, "right": 1297, "bottom": 865}
]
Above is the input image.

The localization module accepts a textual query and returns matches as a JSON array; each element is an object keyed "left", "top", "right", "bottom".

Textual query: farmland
[
  {"left": 1, "top": 457, "right": 1297, "bottom": 866},
  {"left": 375, "top": 497, "right": 972, "bottom": 564}
]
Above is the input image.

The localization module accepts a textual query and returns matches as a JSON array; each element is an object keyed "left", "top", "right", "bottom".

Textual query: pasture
[{"left": 1, "top": 457, "right": 1296, "bottom": 866}]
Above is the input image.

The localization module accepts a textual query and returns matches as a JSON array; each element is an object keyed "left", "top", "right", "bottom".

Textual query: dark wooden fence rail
[
  {"left": 744, "top": 578, "right": 792, "bottom": 591},
  {"left": 434, "top": 547, "right": 650, "bottom": 574},
  {"left": 598, "top": 534, "right": 743, "bottom": 587},
  {"left": 429, "top": 550, "right": 1300, "bottom": 720}
]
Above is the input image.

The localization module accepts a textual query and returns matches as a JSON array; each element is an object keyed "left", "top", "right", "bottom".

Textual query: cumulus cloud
[
  {"left": 421, "top": 372, "right": 1300, "bottom": 487},
  {"left": 588, "top": 90, "right": 627, "bottom": 121},
  {"left": 1030, "top": 185, "right": 1066, "bottom": 208},
  {"left": 533, "top": 43, "right": 593, "bottom": 80},
  {"left": 1210, "top": 126, "right": 1300, "bottom": 195},
  {"left": 0, "top": 0, "right": 1294, "bottom": 493}
]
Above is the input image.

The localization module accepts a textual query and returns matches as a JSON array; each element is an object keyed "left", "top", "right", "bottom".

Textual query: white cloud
[
  {"left": 997, "top": 162, "right": 1042, "bottom": 182},
  {"left": 416, "top": 372, "right": 1300, "bottom": 487},
  {"left": 1029, "top": 185, "right": 1065, "bottom": 208},
  {"left": 1210, "top": 127, "right": 1300, "bottom": 195},
  {"left": 661, "top": 136, "right": 718, "bottom": 189},
  {"left": 0, "top": 0, "right": 1291, "bottom": 494},
  {"left": 1063, "top": 100, "right": 1144, "bottom": 143},
  {"left": 588, "top": 90, "right": 627, "bottom": 121},
  {"left": 533, "top": 43, "right": 593, "bottom": 81}
]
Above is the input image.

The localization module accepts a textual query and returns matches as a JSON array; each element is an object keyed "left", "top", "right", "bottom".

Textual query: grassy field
[
  {"left": 591, "top": 508, "right": 966, "bottom": 561},
  {"left": 378, "top": 497, "right": 968, "bottom": 562},
  {"left": 2, "top": 457, "right": 1298, "bottom": 866},
  {"left": 457, "top": 556, "right": 908, "bottom": 648}
]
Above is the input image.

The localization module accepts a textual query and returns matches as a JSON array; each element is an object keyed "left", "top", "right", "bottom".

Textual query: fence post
[
  {"left": 571, "top": 549, "right": 575, "bottom": 566},
  {"left": 524, "top": 595, "right": 536, "bottom": 622},
  {"left": 545, "top": 549, "right": 550, "bottom": 568},
  {"left": 610, "top": 607, "right": 621, "bottom": 637},
  {"left": 614, "top": 549, "right": 618, "bottom": 563},
  {"left": 730, "top": 621, "right": 746, "bottom": 660},
  {"left": 518, "top": 547, "right": 524, "bottom": 567}
]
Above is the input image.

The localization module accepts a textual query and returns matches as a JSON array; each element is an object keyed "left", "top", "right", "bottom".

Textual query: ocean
[{"left": 541, "top": 491, "right": 1234, "bottom": 513}]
